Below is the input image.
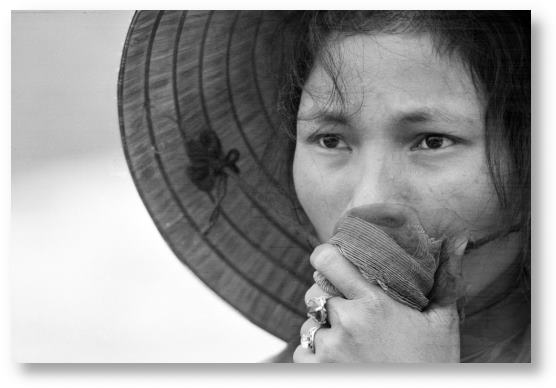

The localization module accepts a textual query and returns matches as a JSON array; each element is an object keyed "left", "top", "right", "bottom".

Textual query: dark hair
[{"left": 273, "top": 11, "right": 531, "bottom": 293}]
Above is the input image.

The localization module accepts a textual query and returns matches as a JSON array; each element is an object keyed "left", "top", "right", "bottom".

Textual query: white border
[{"left": 3, "top": 1, "right": 554, "bottom": 387}]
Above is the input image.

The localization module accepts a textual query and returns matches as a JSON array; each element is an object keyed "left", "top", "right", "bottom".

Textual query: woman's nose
[
  {"left": 346, "top": 149, "right": 406, "bottom": 210},
  {"left": 345, "top": 203, "right": 414, "bottom": 229}
]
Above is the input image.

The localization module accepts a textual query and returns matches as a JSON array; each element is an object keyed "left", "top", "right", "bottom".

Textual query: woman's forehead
[{"left": 302, "top": 33, "right": 483, "bottom": 123}]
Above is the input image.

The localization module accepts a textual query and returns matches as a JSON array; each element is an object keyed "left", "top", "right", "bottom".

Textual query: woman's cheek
[
  {"left": 415, "top": 168, "right": 504, "bottom": 238},
  {"left": 293, "top": 148, "right": 351, "bottom": 241}
]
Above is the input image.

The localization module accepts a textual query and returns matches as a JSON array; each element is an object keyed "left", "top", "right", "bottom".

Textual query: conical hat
[{"left": 118, "top": 10, "right": 315, "bottom": 342}]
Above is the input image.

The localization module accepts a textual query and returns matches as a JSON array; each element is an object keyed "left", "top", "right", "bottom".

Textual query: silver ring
[
  {"left": 306, "top": 295, "right": 329, "bottom": 325},
  {"left": 300, "top": 326, "right": 320, "bottom": 353}
]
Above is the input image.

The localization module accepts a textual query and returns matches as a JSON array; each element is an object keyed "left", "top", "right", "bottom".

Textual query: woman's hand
[{"left": 293, "top": 241, "right": 466, "bottom": 363}]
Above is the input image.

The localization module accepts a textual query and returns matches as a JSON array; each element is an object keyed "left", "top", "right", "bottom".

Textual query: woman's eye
[
  {"left": 317, "top": 134, "right": 348, "bottom": 150},
  {"left": 415, "top": 135, "right": 455, "bottom": 150}
]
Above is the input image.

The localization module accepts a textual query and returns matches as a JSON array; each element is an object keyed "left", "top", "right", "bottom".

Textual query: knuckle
[
  {"left": 328, "top": 306, "right": 342, "bottom": 327},
  {"left": 365, "top": 291, "right": 387, "bottom": 311},
  {"left": 304, "top": 283, "right": 323, "bottom": 304},
  {"left": 310, "top": 243, "right": 338, "bottom": 270},
  {"left": 328, "top": 299, "right": 349, "bottom": 328},
  {"left": 299, "top": 319, "right": 313, "bottom": 336},
  {"left": 337, "top": 309, "right": 356, "bottom": 330},
  {"left": 362, "top": 294, "right": 394, "bottom": 323},
  {"left": 326, "top": 298, "right": 342, "bottom": 326}
]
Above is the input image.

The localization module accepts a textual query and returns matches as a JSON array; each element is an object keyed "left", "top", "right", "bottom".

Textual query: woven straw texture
[{"left": 118, "top": 10, "right": 315, "bottom": 342}]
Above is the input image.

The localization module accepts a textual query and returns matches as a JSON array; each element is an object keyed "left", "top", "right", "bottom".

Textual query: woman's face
[{"left": 293, "top": 33, "right": 519, "bottom": 301}]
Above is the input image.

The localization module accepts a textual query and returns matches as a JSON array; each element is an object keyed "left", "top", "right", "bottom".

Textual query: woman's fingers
[
  {"left": 304, "top": 287, "right": 345, "bottom": 327},
  {"left": 310, "top": 243, "right": 373, "bottom": 300},
  {"left": 294, "top": 318, "right": 330, "bottom": 363},
  {"left": 304, "top": 283, "right": 331, "bottom": 305},
  {"left": 300, "top": 318, "right": 322, "bottom": 340},
  {"left": 292, "top": 346, "right": 318, "bottom": 363}
]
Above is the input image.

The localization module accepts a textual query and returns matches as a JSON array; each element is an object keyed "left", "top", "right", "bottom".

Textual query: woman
[{"left": 118, "top": 10, "right": 530, "bottom": 362}]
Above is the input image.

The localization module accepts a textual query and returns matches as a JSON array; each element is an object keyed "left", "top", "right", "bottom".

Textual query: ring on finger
[
  {"left": 306, "top": 295, "right": 330, "bottom": 325},
  {"left": 300, "top": 325, "right": 321, "bottom": 353}
]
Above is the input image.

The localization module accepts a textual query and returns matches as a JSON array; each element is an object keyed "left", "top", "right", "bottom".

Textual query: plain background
[
  {"left": 3, "top": 0, "right": 556, "bottom": 387},
  {"left": 11, "top": 10, "right": 285, "bottom": 362}
]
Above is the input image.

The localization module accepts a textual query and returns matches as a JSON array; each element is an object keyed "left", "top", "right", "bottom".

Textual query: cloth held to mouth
[{"left": 314, "top": 204, "right": 443, "bottom": 310}]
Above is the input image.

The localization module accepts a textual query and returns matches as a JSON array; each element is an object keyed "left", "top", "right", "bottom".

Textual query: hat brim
[{"left": 118, "top": 10, "right": 314, "bottom": 342}]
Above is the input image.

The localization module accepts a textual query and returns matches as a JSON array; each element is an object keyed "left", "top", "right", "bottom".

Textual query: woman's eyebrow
[
  {"left": 297, "top": 105, "right": 348, "bottom": 125},
  {"left": 395, "top": 109, "right": 475, "bottom": 126},
  {"left": 304, "top": 107, "right": 478, "bottom": 130},
  {"left": 317, "top": 112, "right": 349, "bottom": 125}
]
